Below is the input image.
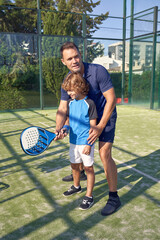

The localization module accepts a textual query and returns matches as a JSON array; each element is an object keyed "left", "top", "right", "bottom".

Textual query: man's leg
[
  {"left": 99, "top": 142, "right": 117, "bottom": 191},
  {"left": 99, "top": 141, "right": 121, "bottom": 215}
]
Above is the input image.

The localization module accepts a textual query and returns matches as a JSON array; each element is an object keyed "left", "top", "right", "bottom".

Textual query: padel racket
[{"left": 20, "top": 126, "right": 56, "bottom": 156}]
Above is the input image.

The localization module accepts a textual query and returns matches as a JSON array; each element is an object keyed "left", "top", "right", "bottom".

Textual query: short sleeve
[
  {"left": 97, "top": 65, "right": 113, "bottom": 93},
  {"left": 61, "top": 87, "right": 70, "bottom": 101},
  {"left": 86, "top": 99, "right": 98, "bottom": 120}
]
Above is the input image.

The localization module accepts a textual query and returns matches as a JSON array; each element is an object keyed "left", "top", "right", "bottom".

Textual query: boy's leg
[
  {"left": 79, "top": 165, "right": 94, "bottom": 210},
  {"left": 84, "top": 165, "right": 95, "bottom": 197},
  {"left": 71, "top": 163, "right": 80, "bottom": 187},
  {"left": 63, "top": 163, "right": 82, "bottom": 197},
  {"left": 79, "top": 145, "right": 95, "bottom": 210}
]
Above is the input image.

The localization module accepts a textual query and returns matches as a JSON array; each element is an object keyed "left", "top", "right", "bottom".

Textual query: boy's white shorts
[{"left": 69, "top": 143, "right": 94, "bottom": 167}]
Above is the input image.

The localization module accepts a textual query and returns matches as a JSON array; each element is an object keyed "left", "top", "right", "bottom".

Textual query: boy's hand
[
  {"left": 82, "top": 145, "right": 91, "bottom": 155},
  {"left": 54, "top": 126, "right": 69, "bottom": 141}
]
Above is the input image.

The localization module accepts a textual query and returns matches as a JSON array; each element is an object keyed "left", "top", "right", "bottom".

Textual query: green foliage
[
  {"left": 0, "top": 0, "right": 112, "bottom": 109},
  {"left": 110, "top": 72, "right": 128, "bottom": 98},
  {"left": 132, "top": 71, "right": 151, "bottom": 101},
  {"left": 0, "top": 1, "right": 37, "bottom": 33},
  {"left": 0, "top": 84, "right": 26, "bottom": 110},
  {"left": 43, "top": 57, "right": 68, "bottom": 103}
]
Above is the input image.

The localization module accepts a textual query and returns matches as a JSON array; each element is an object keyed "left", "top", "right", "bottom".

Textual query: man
[{"left": 55, "top": 42, "right": 121, "bottom": 216}]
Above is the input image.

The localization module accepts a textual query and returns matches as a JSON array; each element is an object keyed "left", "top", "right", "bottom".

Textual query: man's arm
[
  {"left": 54, "top": 100, "right": 68, "bottom": 140},
  {"left": 82, "top": 118, "right": 97, "bottom": 155},
  {"left": 87, "top": 87, "right": 116, "bottom": 145}
]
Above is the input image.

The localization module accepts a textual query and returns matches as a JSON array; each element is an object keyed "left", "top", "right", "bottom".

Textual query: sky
[
  {"left": 91, "top": 0, "right": 160, "bottom": 17},
  {"left": 89, "top": 0, "right": 160, "bottom": 55}
]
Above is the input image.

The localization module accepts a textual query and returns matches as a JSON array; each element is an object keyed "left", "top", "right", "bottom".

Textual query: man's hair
[
  {"left": 62, "top": 72, "right": 89, "bottom": 96},
  {"left": 60, "top": 42, "right": 80, "bottom": 58}
]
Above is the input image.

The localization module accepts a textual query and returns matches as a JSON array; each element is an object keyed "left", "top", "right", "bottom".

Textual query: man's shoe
[
  {"left": 63, "top": 185, "right": 82, "bottom": 196},
  {"left": 62, "top": 170, "right": 87, "bottom": 182},
  {"left": 80, "top": 170, "right": 87, "bottom": 181},
  {"left": 79, "top": 196, "right": 94, "bottom": 210},
  {"left": 101, "top": 196, "right": 121, "bottom": 216},
  {"left": 62, "top": 174, "right": 73, "bottom": 182}
]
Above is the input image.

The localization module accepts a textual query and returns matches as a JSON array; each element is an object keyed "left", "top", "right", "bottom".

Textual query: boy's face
[
  {"left": 67, "top": 90, "right": 78, "bottom": 99},
  {"left": 67, "top": 90, "right": 80, "bottom": 100},
  {"left": 61, "top": 47, "right": 83, "bottom": 73}
]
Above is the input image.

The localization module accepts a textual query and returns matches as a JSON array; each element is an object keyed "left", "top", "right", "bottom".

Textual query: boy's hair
[
  {"left": 60, "top": 42, "right": 80, "bottom": 58},
  {"left": 62, "top": 72, "right": 89, "bottom": 96}
]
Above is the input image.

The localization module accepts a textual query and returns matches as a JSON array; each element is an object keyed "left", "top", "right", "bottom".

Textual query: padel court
[{"left": 0, "top": 105, "right": 159, "bottom": 240}]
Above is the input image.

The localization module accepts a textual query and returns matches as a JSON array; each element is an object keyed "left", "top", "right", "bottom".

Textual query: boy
[{"left": 61, "top": 72, "right": 98, "bottom": 210}]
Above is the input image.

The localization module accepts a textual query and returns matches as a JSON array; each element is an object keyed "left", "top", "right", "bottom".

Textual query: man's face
[{"left": 61, "top": 48, "right": 83, "bottom": 73}]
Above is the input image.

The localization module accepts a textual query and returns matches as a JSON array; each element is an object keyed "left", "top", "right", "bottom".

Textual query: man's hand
[
  {"left": 87, "top": 125, "right": 103, "bottom": 145},
  {"left": 82, "top": 145, "right": 91, "bottom": 155}
]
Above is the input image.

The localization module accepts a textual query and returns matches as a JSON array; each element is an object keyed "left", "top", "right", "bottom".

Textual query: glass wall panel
[
  {"left": 131, "top": 37, "right": 153, "bottom": 108},
  {"left": 155, "top": 34, "right": 160, "bottom": 110},
  {"left": 90, "top": 39, "right": 123, "bottom": 99},
  {"left": 0, "top": 33, "right": 39, "bottom": 110}
]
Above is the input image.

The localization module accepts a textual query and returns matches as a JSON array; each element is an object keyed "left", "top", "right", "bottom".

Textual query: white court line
[{"left": 94, "top": 149, "right": 160, "bottom": 183}]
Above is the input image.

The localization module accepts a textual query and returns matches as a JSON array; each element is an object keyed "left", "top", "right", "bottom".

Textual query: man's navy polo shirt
[{"left": 61, "top": 62, "right": 117, "bottom": 122}]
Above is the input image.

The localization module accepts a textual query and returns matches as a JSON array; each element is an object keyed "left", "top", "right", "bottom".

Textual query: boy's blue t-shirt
[
  {"left": 61, "top": 62, "right": 117, "bottom": 121},
  {"left": 67, "top": 97, "right": 98, "bottom": 145}
]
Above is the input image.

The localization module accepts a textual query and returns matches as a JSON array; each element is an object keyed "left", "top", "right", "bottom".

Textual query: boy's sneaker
[
  {"left": 79, "top": 196, "right": 94, "bottom": 210},
  {"left": 63, "top": 185, "right": 82, "bottom": 196},
  {"left": 62, "top": 170, "right": 87, "bottom": 182},
  {"left": 101, "top": 196, "right": 121, "bottom": 216}
]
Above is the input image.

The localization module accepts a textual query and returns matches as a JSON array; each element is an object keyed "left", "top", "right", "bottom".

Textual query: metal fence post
[
  {"left": 158, "top": 54, "right": 160, "bottom": 109},
  {"left": 122, "top": 0, "right": 126, "bottom": 103},
  {"left": 128, "top": 0, "right": 134, "bottom": 104},
  {"left": 82, "top": 13, "right": 87, "bottom": 62},
  {"left": 150, "top": 6, "right": 158, "bottom": 109},
  {"left": 37, "top": 0, "right": 43, "bottom": 109}
]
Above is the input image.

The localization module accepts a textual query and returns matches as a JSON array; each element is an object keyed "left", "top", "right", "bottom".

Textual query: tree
[
  {"left": 41, "top": 0, "right": 109, "bottom": 102},
  {"left": 0, "top": 0, "right": 109, "bottom": 106}
]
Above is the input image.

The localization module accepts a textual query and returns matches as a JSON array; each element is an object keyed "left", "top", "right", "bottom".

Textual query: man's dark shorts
[{"left": 98, "top": 117, "right": 117, "bottom": 143}]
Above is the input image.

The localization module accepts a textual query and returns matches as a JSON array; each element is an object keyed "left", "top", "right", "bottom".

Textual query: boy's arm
[{"left": 61, "top": 117, "right": 70, "bottom": 136}]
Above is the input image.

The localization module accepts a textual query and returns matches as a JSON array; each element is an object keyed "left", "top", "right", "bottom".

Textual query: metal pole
[
  {"left": 128, "top": 0, "right": 134, "bottom": 104},
  {"left": 82, "top": 14, "right": 87, "bottom": 61},
  {"left": 150, "top": 6, "right": 158, "bottom": 109},
  {"left": 122, "top": 0, "right": 126, "bottom": 103},
  {"left": 158, "top": 54, "right": 160, "bottom": 109},
  {"left": 37, "top": 0, "right": 43, "bottom": 109}
]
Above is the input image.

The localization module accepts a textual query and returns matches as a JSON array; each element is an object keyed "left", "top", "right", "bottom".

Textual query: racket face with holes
[{"left": 20, "top": 126, "right": 56, "bottom": 156}]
